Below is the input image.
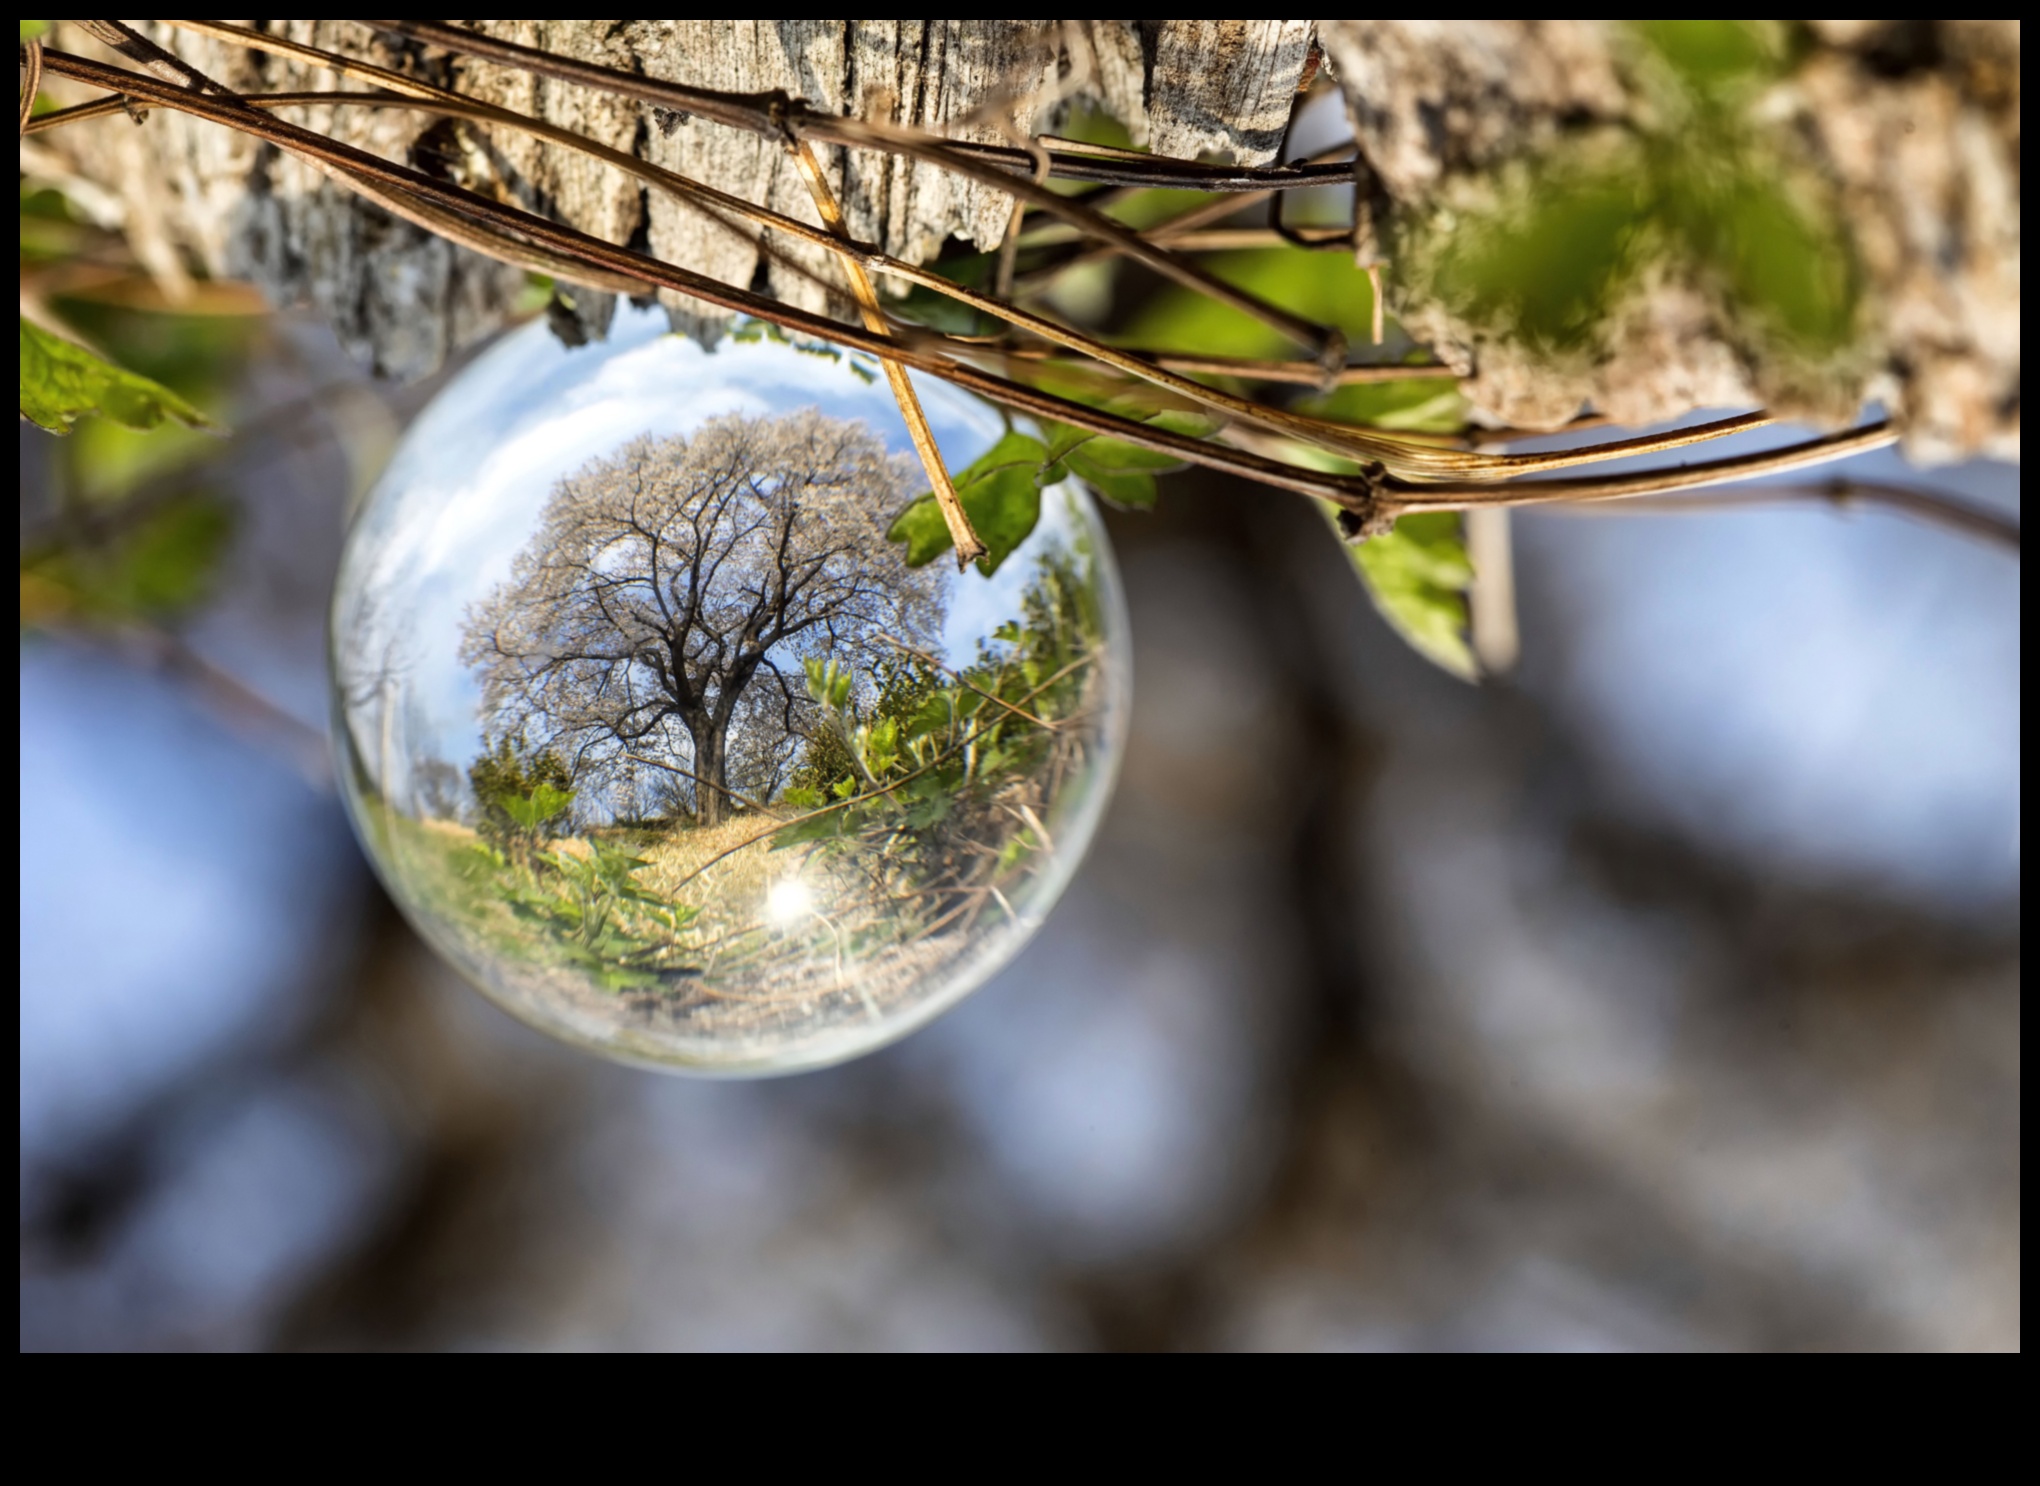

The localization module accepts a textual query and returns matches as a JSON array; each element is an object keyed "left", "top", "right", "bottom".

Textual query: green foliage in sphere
[
  {"left": 469, "top": 734, "right": 576, "bottom": 858},
  {"left": 787, "top": 657, "right": 941, "bottom": 804}
]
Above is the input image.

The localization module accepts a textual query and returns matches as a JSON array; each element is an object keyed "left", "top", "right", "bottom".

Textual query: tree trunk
[
  {"left": 44, "top": 21, "right": 1312, "bottom": 378},
  {"left": 1315, "top": 19, "right": 2018, "bottom": 462},
  {"left": 37, "top": 21, "right": 2019, "bottom": 461},
  {"left": 687, "top": 716, "right": 732, "bottom": 829}
]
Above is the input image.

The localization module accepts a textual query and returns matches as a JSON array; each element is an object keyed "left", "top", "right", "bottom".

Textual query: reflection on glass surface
[{"left": 331, "top": 306, "right": 1129, "bottom": 1074}]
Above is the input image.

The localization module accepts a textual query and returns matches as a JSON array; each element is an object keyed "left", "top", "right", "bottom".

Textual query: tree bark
[
  {"left": 38, "top": 21, "right": 2019, "bottom": 462},
  {"left": 1315, "top": 19, "right": 2019, "bottom": 463},
  {"left": 41, "top": 21, "right": 1312, "bottom": 377},
  {"left": 686, "top": 714, "right": 730, "bottom": 828}
]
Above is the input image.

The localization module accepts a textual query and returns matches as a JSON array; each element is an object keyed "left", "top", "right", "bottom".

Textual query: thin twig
[
  {"left": 36, "top": 48, "right": 1681, "bottom": 485},
  {"left": 73, "top": 18, "right": 230, "bottom": 95},
  {"left": 823, "top": 114, "right": 1343, "bottom": 366},
  {"left": 350, "top": 17, "right": 1338, "bottom": 364},
  {"left": 997, "top": 344, "right": 1449, "bottom": 386},
  {"left": 34, "top": 50, "right": 1387, "bottom": 506},
  {"left": 873, "top": 633, "right": 1060, "bottom": 731},
  {"left": 1536, "top": 477, "right": 2020, "bottom": 550},
  {"left": 20, "top": 34, "right": 44, "bottom": 138},
  {"left": 36, "top": 48, "right": 1913, "bottom": 530},
  {"left": 1390, "top": 423, "right": 1903, "bottom": 511},
  {"left": 783, "top": 128, "right": 986, "bottom": 567},
  {"left": 617, "top": 753, "right": 779, "bottom": 817},
  {"left": 27, "top": 619, "right": 332, "bottom": 787},
  {"left": 1009, "top": 143, "right": 1353, "bottom": 289},
  {"left": 151, "top": 20, "right": 857, "bottom": 309}
]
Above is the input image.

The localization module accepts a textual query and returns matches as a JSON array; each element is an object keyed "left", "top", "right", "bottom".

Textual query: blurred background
[{"left": 18, "top": 292, "right": 2019, "bottom": 1349}]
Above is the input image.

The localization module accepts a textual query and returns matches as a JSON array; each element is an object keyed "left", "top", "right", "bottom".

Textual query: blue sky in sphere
[{"left": 336, "top": 303, "right": 1089, "bottom": 796}]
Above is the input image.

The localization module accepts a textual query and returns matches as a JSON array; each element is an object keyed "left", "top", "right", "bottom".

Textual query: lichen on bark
[{"left": 1320, "top": 18, "right": 2019, "bottom": 463}]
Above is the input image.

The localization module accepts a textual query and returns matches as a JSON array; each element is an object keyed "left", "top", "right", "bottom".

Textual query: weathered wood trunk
[
  {"left": 37, "top": 21, "right": 2020, "bottom": 461},
  {"left": 686, "top": 714, "right": 731, "bottom": 829},
  {"left": 43, "top": 21, "right": 1313, "bottom": 377}
]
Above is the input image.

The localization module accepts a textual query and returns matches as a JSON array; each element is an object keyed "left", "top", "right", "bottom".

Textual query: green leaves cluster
[
  {"left": 462, "top": 735, "right": 698, "bottom": 990},
  {"left": 463, "top": 835, "right": 701, "bottom": 991},
  {"left": 774, "top": 545, "right": 1100, "bottom": 892},
  {"left": 520, "top": 841, "right": 698, "bottom": 988},
  {"left": 786, "top": 656, "right": 937, "bottom": 803},
  {"left": 469, "top": 734, "right": 576, "bottom": 859},
  {"left": 22, "top": 171, "right": 254, "bottom": 632}
]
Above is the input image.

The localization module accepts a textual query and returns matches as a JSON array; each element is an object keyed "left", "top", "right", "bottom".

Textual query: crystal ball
[{"left": 331, "top": 304, "right": 1130, "bottom": 1075}]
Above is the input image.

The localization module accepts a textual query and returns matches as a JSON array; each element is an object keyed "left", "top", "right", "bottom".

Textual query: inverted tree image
[
  {"left": 462, "top": 410, "right": 943, "bottom": 830},
  {"left": 338, "top": 398, "right": 1123, "bottom": 1069}
]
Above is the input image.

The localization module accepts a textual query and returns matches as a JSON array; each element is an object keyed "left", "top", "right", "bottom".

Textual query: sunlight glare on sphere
[
  {"left": 330, "top": 304, "right": 1130, "bottom": 1075},
  {"left": 766, "top": 877, "right": 815, "bottom": 928}
]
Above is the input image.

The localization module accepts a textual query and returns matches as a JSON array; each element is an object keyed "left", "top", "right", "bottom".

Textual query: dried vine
[{"left": 25, "top": 20, "right": 2014, "bottom": 553}]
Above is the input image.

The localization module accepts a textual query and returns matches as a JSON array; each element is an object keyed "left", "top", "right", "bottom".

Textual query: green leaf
[
  {"left": 887, "top": 431, "right": 1048, "bottom": 576},
  {"left": 1038, "top": 408, "right": 1199, "bottom": 510},
  {"left": 804, "top": 656, "right": 855, "bottom": 711},
  {"left": 1141, "top": 408, "right": 1222, "bottom": 440},
  {"left": 903, "top": 691, "right": 957, "bottom": 741},
  {"left": 887, "top": 493, "right": 956, "bottom": 568},
  {"left": 772, "top": 811, "right": 846, "bottom": 849},
  {"left": 886, "top": 280, "right": 996, "bottom": 337},
  {"left": 1329, "top": 506, "right": 1478, "bottom": 682},
  {"left": 1105, "top": 188, "right": 1219, "bottom": 233},
  {"left": 1297, "top": 377, "right": 1469, "bottom": 435},
  {"left": 1052, "top": 99, "right": 1138, "bottom": 155},
  {"left": 504, "top": 781, "right": 575, "bottom": 831},
  {"left": 20, "top": 318, "right": 218, "bottom": 436},
  {"left": 513, "top": 273, "right": 555, "bottom": 316},
  {"left": 1043, "top": 422, "right": 1187, "bottom": 473},
  {"left": 1063, "top": 456, "right": 1158, "bottom": 510},
  {"left": 958, "top": 460, "right": 1043, "bottom": 576},
  {"left": 21, "top": 20, "right": 48, "bottom": 40},
  {"left": 996, "top": 828, "right": 1038, "bottom": 873},
  {"left": 1117, "top": 247, "right": 1384, "bottom": 362}
]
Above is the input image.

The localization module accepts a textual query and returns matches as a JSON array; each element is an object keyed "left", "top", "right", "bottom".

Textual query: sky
[
  {"left": 333, "top": 304, "right": 1110, "bottom": 803},
  {"left": 1511, "top": 427, "right": 2021, "bottom": 912}
]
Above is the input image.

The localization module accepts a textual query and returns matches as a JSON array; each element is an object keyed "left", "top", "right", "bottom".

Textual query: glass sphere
[{"left": 331, "top": 304, "right": 1130, "bottom": 1075}]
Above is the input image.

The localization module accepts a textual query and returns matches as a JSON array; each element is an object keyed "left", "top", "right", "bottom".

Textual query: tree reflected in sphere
[{"left": 331, "top": 305, "right": 1129, "bottom": 1074}]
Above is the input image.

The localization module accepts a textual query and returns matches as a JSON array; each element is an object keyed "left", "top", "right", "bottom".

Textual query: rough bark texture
[
  {"left": 41, "top": 20, "right": 1312, "bottom": 377},
  {"left": 1319, "top": 19, "right": 2020, "bottom": 463},
  {"left": 42, "top": 21, "right": 2018, "bottom": 462}
]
